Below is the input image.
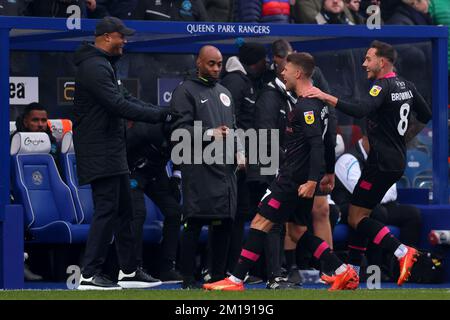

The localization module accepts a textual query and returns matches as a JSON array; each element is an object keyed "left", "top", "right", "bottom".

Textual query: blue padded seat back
[
  {"left": 12, "top": 154, "right": 78, "bottom": 229},
  {"left": 62, "top": 152, "right": 93, "bottom": 224}
]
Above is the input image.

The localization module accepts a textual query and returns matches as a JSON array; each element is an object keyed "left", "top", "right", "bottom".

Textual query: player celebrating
[
  {"left": 305, "top": 40, "right": 432, "bottom": 286},
  {"left": 204, "top": 52, "right": 358, "bottom": 292}
]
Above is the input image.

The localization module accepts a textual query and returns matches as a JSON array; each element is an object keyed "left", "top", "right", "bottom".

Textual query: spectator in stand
[
  {"left": 87, "top": 0, "right": 139, "bottom": 19},
  {"left": 291, "top": 0, "right": 356, "bottom": 24},
  {"left": 261, "top": 0, "right": 291, "bottom": 23},
  {"left": 134, "top": 0, "right": 208, "bottom": 21},
  {"left": 429, "top": 0, "right": 449, "bottom": 89},
  {"left": 22, "top": 0, "right": 95, "bottom": 17},
  {"left": 344, "top": 0, "right": 365, "bottom": 24},
  {"left": 233, "top": 0, "right": 290, "bottom": 23},
  {"left": 387, "top": 0, "right": 433, "bottom": 25},
  {"left": 0, "top": 0, "right": 20, "bottom": 15},
  {"left": 233, "top": 0, "right": 260, "bottom": 22},
  {"left": 202, "top": 0, "right": 233, "bottom": 22},
  {"left": 315, "top": 0, "right": 355, "bottom": 24}
]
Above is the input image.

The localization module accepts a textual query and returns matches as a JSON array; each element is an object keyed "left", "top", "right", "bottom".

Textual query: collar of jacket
[
  {"left": 269, "top": 77, "right": 298, "bottom": 104},
  {"left": 192, "top": 75, "right": 218, "bottom": 87},
  {"left": 95, "top": 45, "right": 122, "bottom": 65},
  {"left": 321, "top": 10, "right": 350, "bottom": 24},
  {"left": 225, "top": 56, "right": 247, "bottom": 75}
]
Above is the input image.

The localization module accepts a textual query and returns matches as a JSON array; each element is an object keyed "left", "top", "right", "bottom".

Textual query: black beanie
[{"left": 238, "top": 43, "right": 267, "bottom": 66}]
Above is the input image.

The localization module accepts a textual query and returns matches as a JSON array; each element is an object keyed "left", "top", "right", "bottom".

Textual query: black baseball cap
[{"left": 95, "top": 16, "right": 135, "bottom": 37}]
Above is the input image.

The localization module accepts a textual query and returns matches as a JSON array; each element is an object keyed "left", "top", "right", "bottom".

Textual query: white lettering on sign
[
  {"left": 186, "top": 24, "right": 271, "bottom": 35},
  {"left": 9, "top": 77, "right": 39, "bottom": 105}
]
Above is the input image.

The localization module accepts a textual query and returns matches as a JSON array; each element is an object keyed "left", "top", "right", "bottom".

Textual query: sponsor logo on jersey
[
  {"left": 304, "top": 111, "right": 315, "bottom": 125},
  {"left": 369, "top": 85, "right": 382, "bottom": 97}
]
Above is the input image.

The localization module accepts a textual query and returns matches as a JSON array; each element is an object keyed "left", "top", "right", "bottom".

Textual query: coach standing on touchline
[{"left": 73, "top": 16, "right": 174, "bottom": 290}]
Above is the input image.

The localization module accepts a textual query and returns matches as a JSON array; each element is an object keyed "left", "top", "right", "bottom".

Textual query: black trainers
[
  {"left": 160, "top": 269, "right": 183, "bottom": 284},
  {"left": 244, "top": 274, "right": 263, "bottom": 285},
  {"left": 118, "top": 268, "right": 162, "bottom": 289},
  {"left": 287, "top": 267, "right": 303, "bottom": 286},
  {"left": 181, "top": 278, "right": 203, "bottom": 290},
  {"left": 266, "top": 277, "right": 295, "bottom": 290},
  {"left": 77, "top": 274, "right": 122, "bottom": 290}
]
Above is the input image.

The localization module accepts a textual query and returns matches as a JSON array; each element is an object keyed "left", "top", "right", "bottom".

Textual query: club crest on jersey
[
  {"left": 220, "top": 93, "right": 231, "bottom": 107},
  {"left": 369, "top": 85, "right": 382, "bottom": 97},
  {"left": 304, "top": 111, "right": 315, "bottom": 125}
]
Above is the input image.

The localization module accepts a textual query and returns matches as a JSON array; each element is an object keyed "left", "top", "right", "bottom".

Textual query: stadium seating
[
  {"left": 403, "top": 149, "right": 432, "bottom": 188},
  {"left": 61, "top": 131, "right": 164, "bottom": 244},
  {"left": 9, "top": 121, "right": 16, "bottom": 136},
  {"left": 10, "top": 132, "right": 89, "bottom": 243},
  {"left": 60, "top": 131, "right": 93, "bottom": 224},
  {"left": 416, "top": 125, "right": 433, "bottom": 153},
  {"left": 143, "top": 196, "right": 164, "bottom": 244},
  {"left": 9, "top": 119, "right": 72, "bottom": 143},
  {"left": 47, "top": 119, "right": 72, "bottom": 144}
]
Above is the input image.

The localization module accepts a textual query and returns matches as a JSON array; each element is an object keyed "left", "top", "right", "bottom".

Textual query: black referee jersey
[
  {"left": 336, "top": 72, "right": 432, "bottom": 172},
  {"left": 279, "top": 97, "right": 335, "bottom": 185}
]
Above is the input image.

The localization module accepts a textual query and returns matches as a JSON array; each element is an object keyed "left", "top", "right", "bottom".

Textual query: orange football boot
[
  {"left": 328, "top": 265, "right": 359, "bottom": 291},
  {"left": 203, "top": 278, "right": 245, "bottom": 291},
  {"left": 397, "top": 246, "right": 419, "bottom": 286}
]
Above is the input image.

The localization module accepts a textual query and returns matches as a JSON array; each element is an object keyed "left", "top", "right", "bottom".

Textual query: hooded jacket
[
  {"left": 221, "top": 56, "right": 259, "bottom": 131},
  {"left": 246, "top": 77, "right": 296, "bottom": 183},
  {"left": 72, "top": 42, "right": 168, "bottom": 185},
  {"left": 170, "top": 76, "right": 239, "bottom": 221}
]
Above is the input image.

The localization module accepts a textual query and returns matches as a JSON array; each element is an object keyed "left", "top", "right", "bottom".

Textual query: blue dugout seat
[
  {"left": 10, "top": 132, "right": 89, "bottom": 243},
  {"left": 403, "top": 149, "right": 432, "bottom": 188},
  {"left": 60, "top": 131, "right": 93, "bottom": 224}
]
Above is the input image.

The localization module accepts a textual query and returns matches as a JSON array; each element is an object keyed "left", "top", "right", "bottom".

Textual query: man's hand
[
  {"left": 304, "top": 86, "right": 338, "bottom": 107},
  {"left": 236, "top": 151, "right": 246, "bottom": 171},
  {"left": 298, "top": 180, "right": 317, "bottom": 198},
  {"left": 304, "top": 86, "right": 326, "bottom": 100},
  {"left": 319, "top": 173, "right": 335, "bottom": 194},
  {"left": 211, "top": 125, "right": 230, "bottom": 139}
]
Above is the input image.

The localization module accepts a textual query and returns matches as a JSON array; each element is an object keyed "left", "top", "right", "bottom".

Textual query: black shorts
[
  {"left": 351, "top": 165, "right": 403, "bottom": 209},
  {"left": 258, "top": 175, "right": 314, "bottom": 226}
]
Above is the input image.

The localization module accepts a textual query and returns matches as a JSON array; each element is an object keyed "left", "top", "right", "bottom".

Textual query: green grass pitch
[{"left": 0, "top": 289, "right": 449, "bottom": 300}]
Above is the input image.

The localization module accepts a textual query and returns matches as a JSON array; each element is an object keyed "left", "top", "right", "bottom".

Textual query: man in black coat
[
  {"left": 73, "top": 17, "right": 173, "bottom": 290},
  {"left": 170, "top": 45, "right": 245, "bottom": 288},
  {"left": 126, "top": 121, "right": 183, "bottom": 283}
]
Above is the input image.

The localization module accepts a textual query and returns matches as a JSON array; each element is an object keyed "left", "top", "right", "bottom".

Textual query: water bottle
[{"left": 428, "top": 230, "right": 450, "bottom": 245}]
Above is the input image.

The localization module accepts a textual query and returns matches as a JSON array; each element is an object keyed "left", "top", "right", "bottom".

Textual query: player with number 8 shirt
[{"left": 305, "top": 40, "right": 432, "bottom": 287}]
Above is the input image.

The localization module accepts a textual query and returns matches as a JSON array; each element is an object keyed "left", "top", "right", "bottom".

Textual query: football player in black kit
[
  {"left": 204, "top": 53, "right": 359, "bottom": 291},
  {"left": 305, "top": 40, "right": 432, "bottom": 286}
]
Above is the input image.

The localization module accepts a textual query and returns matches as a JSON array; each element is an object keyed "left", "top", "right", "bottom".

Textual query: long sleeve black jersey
[{"left": 336, "top": 73, "right": 431, "bottom": 172}]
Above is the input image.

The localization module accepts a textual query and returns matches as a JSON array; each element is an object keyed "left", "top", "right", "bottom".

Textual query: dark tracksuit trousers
[
  {"left": 130, "top": 170, "right": 182, "bottom": 271},
  {"left": 82, "top": 174, "right": 137, "bottom": 278}
]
